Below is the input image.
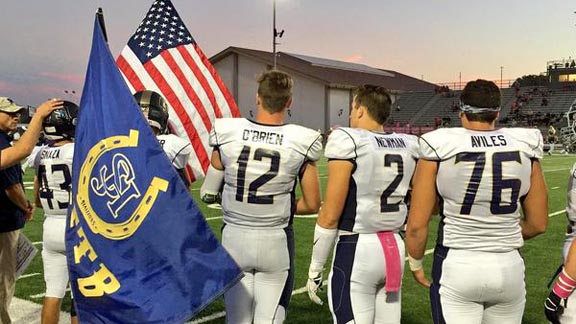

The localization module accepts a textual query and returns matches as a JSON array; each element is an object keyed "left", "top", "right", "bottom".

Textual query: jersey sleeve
[
  {"left": 305, "top": 133, "right": 323, "bottom": 162},
  {"left": 405, "top": 134, "right": 422, "bottom": 160},
  {"left": 209, "top": 120, "right": 220, "bottom": 148},
  {"left": 507, "top": 128, "right": 544, "bottom": 160},
  {"left": 325, "top": 128, "right": 356, "bottom": 160},
  {"left": 32, "top": 146, "right": 46, "bottom": 171},
  {"left": 64, "top": 144, "right": 75, "bottom": 167},
  {"left": 418, "top": 132, "right": 441, "bottom": 161},
  {"left": 529, "top": 129, "right": 544, "bottom": 160},
  {"left": 172, "top": 141, "right": 192, "bottom": 169}
]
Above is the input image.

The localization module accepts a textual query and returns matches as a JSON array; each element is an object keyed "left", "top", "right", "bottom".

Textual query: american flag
[{"left": 117, "top": 0, "right": 240, "bottom": 182}]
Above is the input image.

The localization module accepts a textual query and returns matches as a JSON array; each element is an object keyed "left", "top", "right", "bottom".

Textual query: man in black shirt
[{"left": 0, "top": 99, "right": 33, "bottom": 324}]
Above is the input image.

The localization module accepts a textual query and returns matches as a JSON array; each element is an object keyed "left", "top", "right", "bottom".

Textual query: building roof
[{"left": 210, "top": 46, "right": 437, "bottom": 92}]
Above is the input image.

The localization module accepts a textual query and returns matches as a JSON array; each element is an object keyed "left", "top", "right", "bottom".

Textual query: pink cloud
[
  {"left": 0, "top": 80, "right": 20, "bottom": 93},
  {"left": 39, "top": 72, "right": 84, "bottom": 85},
  {"left": 342, "top": 55, "right": 363, "bottom": 63},
  {"left": 0, "top": 80, "right": 80, "bottom": 106}
]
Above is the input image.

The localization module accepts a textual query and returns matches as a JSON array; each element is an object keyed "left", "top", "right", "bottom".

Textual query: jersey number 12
[{"left": 236, "top": 146, "right": 280, "bottom": 204}]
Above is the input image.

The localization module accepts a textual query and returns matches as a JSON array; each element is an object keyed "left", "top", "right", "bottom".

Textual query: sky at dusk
[{"left": 1, "top": 0, "right": 575, "bottom": 106}]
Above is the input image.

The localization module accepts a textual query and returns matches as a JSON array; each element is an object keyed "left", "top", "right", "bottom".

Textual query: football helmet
[
  {"left": 134, "top": 90, "right": 169, "bottom": 133},
  {"left": 42, "top": 100, "right": 78, "bottom": 140}
]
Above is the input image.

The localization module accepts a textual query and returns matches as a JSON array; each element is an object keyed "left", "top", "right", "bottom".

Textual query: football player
[
  {"left": 134, "top": 90, "right": 193, "bottom": 187},
  {"left": 306, "top": 85, "right": 419, "bottom": 323},
  {"left": 200, "top": 70, "right": 322, "bottom": 323},
  {"left": 406, "top": 79, "right": 548, "bottom": 324},
  {"left": 545, "top": 163, "right": 576, "bottom": 324},
  {"left": 33, "top": 101, "right": 78, "bottom": 324}
]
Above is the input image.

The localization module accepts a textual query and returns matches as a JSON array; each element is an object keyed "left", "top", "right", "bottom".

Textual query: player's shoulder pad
[
  {"left": 325, "top": 127, "right": 357, "bottom": 160},
  {"left": 403, "top": 133, "right": 422, "bottom": 159},
  {"left": 418, "top": 128, "right": 458, "bottom": 160},
  {"left": 62, "top": 142, "right": 75, "bottom": 164},
  {"left": 503, "top": 128, "right": 544, "bottom": 160},
  {"left": 210, "top": 117, "right": 246, "bottom": 147},
  {"left": 285, "top": 124, "right": 323, "bottom": 162}
]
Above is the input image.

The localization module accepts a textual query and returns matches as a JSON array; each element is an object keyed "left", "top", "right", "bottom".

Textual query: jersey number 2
[
  {"left": 236, "top": 146, "right": 280, "bottom": 204},
  {"left": 380, "top": 154, "right": 404, "bottom": 212}
]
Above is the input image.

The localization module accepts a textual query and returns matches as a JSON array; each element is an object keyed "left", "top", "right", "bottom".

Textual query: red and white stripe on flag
[{"left": 116, "top": 0, "right": 240, "bottom": 182}]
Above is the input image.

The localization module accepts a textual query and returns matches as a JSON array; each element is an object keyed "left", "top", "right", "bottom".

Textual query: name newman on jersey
[{"left": 374, "top": 136, "right": 408, "bottom": 149}]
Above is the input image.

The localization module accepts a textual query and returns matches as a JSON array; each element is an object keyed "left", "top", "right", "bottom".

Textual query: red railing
[
  {"left": 436, "top": 79, "right": 516, "bottom": 91},
  {"left": 383, "top": 125, "right": 435, "bottom": 135}
]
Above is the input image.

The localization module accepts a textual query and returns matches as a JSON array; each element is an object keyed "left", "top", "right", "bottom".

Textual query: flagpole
[
  {"left": 97, "top": 7, "right": 109, "bottom": 43},
  {"left": 272, "top": 0, "right": 277, "bottom": 69}
]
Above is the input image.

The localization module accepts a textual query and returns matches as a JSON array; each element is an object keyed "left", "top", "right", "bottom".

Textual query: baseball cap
[{"left": 0, "top": 97, "right": 24, "bottom": 113}]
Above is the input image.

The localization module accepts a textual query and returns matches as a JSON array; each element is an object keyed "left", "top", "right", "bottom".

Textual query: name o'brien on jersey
[{"left": 242, "top": 129, "right": 284, "bottom": 146}]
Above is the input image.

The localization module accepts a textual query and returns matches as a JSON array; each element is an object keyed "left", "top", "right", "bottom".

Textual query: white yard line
[
  {"left": 549, "top": 210, "right": 564, "bottom": 217},
  {"left": 544, "top": 168, "right": 570, "bottom": 173},
  {"left": 551, "top": 187, "right": 561, "bottom": 190},
  {"left": 17, "top": 273, "right": 40, "bottom": 280},
  {"left": 29, "top": 288, "right": 70, "bottom": 299},
  {"left": 189, "top": 311, "right": 226, "bottom": 324}
]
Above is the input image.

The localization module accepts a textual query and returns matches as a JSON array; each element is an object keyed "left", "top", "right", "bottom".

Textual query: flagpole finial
[{"left": 97, "top": 7, "right": 109, "bottom": 43}]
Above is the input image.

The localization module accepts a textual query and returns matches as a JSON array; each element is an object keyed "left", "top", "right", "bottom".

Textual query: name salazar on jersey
[
  {"left": 69, "top": 129, "right": 169, "bottom": 297},
  {"left": 242, "top": 129, "right": 284, "bottom": 146},
  {"left": 41, "top": 148, "right": 62, "bottom": 159}
]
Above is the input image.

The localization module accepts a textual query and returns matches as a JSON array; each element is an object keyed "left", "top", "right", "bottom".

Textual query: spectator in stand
[
  {"left": 548, "top": 125, "right": 557, "bottom": 155},
  {"left": 512, "top": 81, "right": 520, "bottom": 94}
]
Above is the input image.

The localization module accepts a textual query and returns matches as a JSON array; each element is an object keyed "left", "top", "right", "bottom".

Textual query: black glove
[
  {"left": 545, "top": 290, "right": 564, "bottom": 324},
  {"left": 201, "top": 192, "right": 222, "bottom": 204}
]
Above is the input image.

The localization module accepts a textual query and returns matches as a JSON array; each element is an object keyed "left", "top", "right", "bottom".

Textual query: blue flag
[{"left": 65, "top": 16, "right": 241, "bottom": 323}]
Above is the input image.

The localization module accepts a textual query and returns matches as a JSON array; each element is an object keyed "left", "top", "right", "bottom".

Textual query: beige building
[{"left": 210, "top": 47, "right": 436, "bottom": 133}]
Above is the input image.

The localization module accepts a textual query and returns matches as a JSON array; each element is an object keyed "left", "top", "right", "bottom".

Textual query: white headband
[{"left": 459, "top": 102, "right": 500, "bottom": 113}]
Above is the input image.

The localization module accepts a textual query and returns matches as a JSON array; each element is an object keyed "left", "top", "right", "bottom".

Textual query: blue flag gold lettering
[{"left": 65, "top": 15, "right": 242, "bottom": 323}]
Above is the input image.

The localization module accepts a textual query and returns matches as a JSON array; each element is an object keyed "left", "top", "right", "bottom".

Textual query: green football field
[{"left": 16, "top": 154, "right": 573, "bottom": 323}]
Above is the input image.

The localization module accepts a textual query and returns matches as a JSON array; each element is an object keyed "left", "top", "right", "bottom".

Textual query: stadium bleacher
[{"left": 390, "top": 86, "right": 576, "bottom": 133}]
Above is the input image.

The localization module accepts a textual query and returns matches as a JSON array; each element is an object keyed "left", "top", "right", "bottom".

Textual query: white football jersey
[
  {"left": 420, "top": 127, "right": 543, "bottom": 252},
  {"left": 157, "top": 134, "right": 192, "bottom": 169},
  {"left": 34, "top": 143, "right": 75, "bottom": 218},
  {"left": 565, "top": 163, "right": 576, "bottom": 243},
  {"left": 210, "top": 118, "right": 323, "bottom": 228},
  {"left": 325, "top": 128, "right": 419, "bottom": 234}
]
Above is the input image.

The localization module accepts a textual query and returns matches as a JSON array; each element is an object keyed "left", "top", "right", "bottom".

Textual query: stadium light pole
[
  {"left": 272, "top": 0, "right": 285, "bottom": 69},
  {"left": 500, "top": 66, "right": 504, "bottom": 88}
]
